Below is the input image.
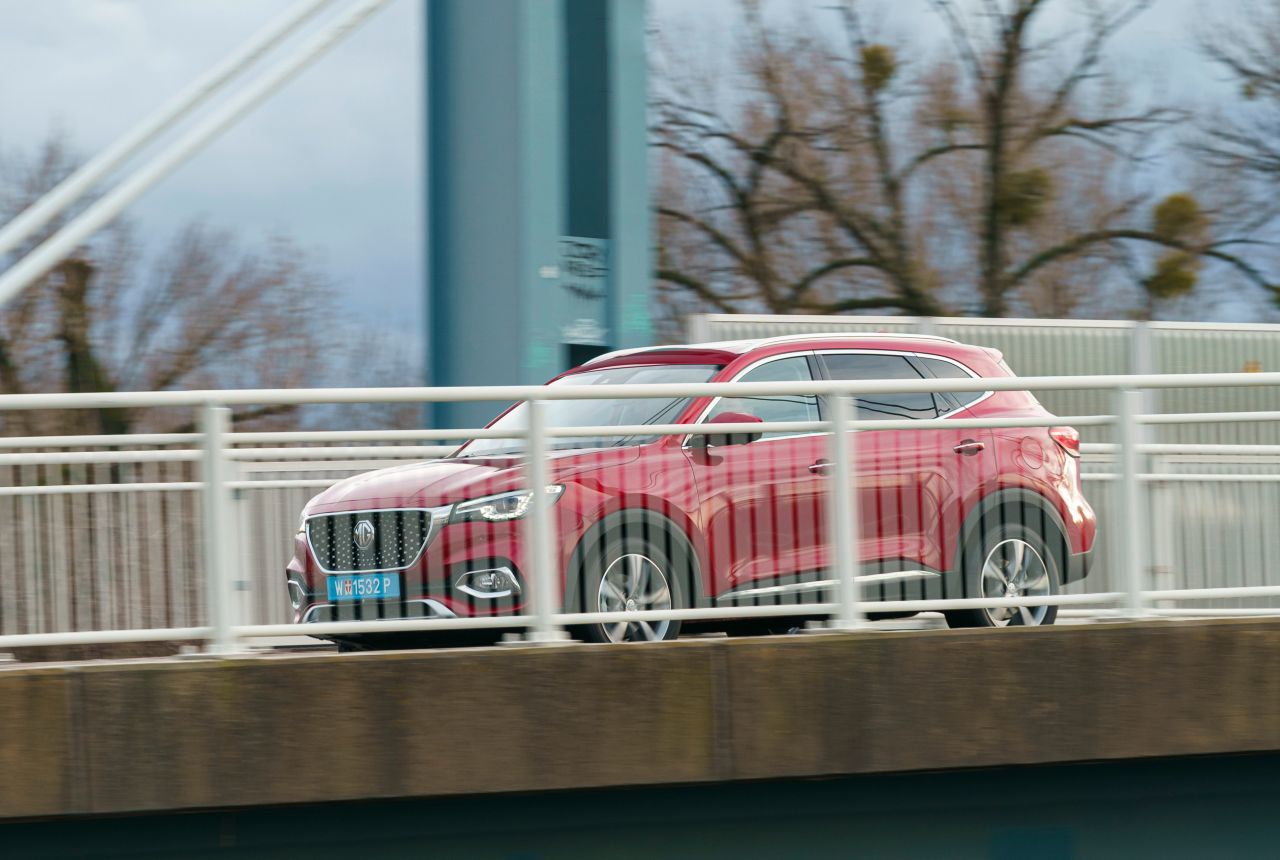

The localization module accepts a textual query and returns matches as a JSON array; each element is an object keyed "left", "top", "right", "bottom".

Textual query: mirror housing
[{"left": 692, "top": 411, "right": 764, "bottom": 447}]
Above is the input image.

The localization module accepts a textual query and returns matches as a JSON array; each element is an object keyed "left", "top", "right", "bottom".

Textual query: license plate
[{"left": 327, "top": 574, "right": 401, "bottom": 601}]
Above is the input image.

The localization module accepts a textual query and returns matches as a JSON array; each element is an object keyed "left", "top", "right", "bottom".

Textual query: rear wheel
[
  {"left": 945, "top": 520, "right": 1060, "bottom": 629},
  {"left": 578, "top": 532, "right": 685, "bottom": 643}
]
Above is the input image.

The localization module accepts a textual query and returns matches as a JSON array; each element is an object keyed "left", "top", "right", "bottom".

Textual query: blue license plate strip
[{"left": 327, "top": 573, "right": 401, "bottom": 601}]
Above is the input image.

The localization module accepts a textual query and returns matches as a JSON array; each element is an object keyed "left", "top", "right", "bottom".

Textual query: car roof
[{"left": 584, "top": 332, "right": 985, "bottom": 369}]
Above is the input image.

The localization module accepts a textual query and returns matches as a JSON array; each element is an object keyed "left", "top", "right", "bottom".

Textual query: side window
[
  {"left": 918, "top": 356, "right": 985, "bottom": 409},
  {"left": 821, "top": 353, "right": 938, "bottom": 420},
  {"left": 707, "top": 355, "right": 820, "bottom": 439}
]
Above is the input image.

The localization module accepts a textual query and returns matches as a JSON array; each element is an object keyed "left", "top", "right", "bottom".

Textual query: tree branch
[
  {"left": 656, "top": 207, "right": 750, "bottom": 267},
  {"left": 897, "top": 141, "right": 986, "bottom": 181},
  {"left": 1010, "top": 229, "right": 1276, "bottom": 292},
  {"left": 801, "top": 294, "right": 924, "bottom": 314},
  {"left": 786, "top": 257, "right": 886, "bottom": 305},
  {"left": 654, "top": 268, "right": 741, "bottom": 313}
]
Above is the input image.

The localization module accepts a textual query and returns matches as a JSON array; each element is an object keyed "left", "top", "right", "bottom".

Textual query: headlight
[{"left": 451, "top": 486, "right": 564, "bottom": 523}]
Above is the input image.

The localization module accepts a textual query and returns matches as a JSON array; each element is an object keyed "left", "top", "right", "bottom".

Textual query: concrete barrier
[{"left": 4, "top": 618, "right": 1280, "bottom": 820}]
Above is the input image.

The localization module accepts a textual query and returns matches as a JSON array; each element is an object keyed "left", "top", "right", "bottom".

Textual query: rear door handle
[
  {"left": 809, "top": 460, "right": 833, "bottom": 474},
  {"left": 953, "top": 439, "right": 985, "bottom": 456}
]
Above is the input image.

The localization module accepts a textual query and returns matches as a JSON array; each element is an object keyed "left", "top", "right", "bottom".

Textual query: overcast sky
[
  {"left": 0, "top": 0, "right": 1232, "bottom": 352},
  {"left": 0, "top": 0, "right": 424, "bottom": 344}
]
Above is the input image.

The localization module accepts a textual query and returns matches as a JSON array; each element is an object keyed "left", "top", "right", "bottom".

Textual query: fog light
[
  {"left": 287, "top": 579, "right": 306, "bottom": 611},
  {"left": 456, "top": 567, "right": 520, "bottom": 599}
]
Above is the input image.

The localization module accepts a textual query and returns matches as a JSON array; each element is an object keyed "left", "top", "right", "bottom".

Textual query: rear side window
[
  {"left": 917, "top": 357, "right": 985, "bottom": 409},
  {"left": 820, "top": 353, "right": 937, "bottom": 420}
]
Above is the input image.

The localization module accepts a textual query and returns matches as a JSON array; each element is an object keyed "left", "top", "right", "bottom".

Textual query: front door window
[{"left": 705, "top": 356, "right": 820, "bottom": 439}]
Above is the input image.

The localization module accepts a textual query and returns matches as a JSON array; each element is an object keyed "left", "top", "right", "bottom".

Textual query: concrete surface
[{"left": 3, "top": 618, "right": 1279, "bottom": 820}]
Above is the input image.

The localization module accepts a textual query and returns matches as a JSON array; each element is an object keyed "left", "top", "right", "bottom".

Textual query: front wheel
[
  {"left": 945, "top": 521, "right": 1060, "bottom": 629},
  {"left": 577, "top": 533, "right": 685, "bottom": 643}
]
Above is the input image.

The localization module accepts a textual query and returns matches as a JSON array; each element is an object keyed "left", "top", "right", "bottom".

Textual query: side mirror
[{"left": 692, "top": 411, "right": 764, "bottom": 447}]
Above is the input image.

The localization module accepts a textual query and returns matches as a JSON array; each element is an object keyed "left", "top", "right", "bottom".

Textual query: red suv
[{"left": 286, "top": 334, "right": 1096, "bottom": 644}]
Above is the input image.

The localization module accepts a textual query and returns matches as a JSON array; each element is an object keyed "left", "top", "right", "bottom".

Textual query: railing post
[
  {"left": 522, "top": 398, "right": 565, "bottom": 642},
  {"left": 827, "top": 393, "right": 864, "bottom": 630},
  {"left": 200, "top": 404, "right": 238, "bottom": 653},
  {"left": 1115, "top": 388, "right": 1148, "bottom": 618},
  {"left": 1131, "top": 320, "right": 1158, "bottom": 434},
  {"left": 231, "top": 458, "right": 256, "bottom": 625}
]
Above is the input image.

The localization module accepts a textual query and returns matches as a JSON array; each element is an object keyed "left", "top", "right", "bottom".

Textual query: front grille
[{"left": 306, "top": 509, "right": 433, "bottom": 573}]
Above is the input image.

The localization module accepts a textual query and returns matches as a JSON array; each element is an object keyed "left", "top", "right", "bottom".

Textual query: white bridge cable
[
  {"left": 0, "top": 0, "right": 337, "bottom": 260},
  {"left": 0, "top": 0, "right": 392, "bottom": 308}
]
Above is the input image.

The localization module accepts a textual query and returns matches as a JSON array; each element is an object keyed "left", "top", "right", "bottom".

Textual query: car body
[{"left": 286, "top": 333, "right": 1096, "bottom": 643}]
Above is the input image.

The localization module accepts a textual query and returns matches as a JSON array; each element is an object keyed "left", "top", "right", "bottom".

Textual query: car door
[
  {"left": 683, "top": 354, "right": 827, "bottom": 600},
  {"left": 816, "top": 351, "right": 991, "bottom": 582}
]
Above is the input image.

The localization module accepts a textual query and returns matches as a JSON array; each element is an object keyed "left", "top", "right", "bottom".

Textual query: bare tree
[
  {"left": 654, "top": 0, "right": 1272, "bottom": 323},
  {"left": 654, "top": 5, "right": 947, "bottom": 321},
  {"left": 934, "top": 0, "right": 1275, "bottom": 316},
  {"left": 0, "top": 137, "right": 417, "bottom": 435},
  {"left": 1189, "top": 1, "right": 1280, "bottom": 312},
  {"left": 1197, "top": 2, "right": 1280, "bottom": 206}
]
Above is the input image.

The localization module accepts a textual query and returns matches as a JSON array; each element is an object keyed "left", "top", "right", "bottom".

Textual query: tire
[
  {"left": 576, "top": 530, "right": 687, "bottom": 644},
  {"left": 945, "top": 518, "right": 1060, "bottom": 629},
  {"left": 335, "top": 638, "right": 368, "bottom": 653},
  {"left": 724, "top": 619, "right": 807, "bottom": 637}
]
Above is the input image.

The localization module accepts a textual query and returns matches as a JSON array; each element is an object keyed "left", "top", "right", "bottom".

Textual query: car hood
[{"left": 306, "top": 447, "right": 641, "bottom": 513}]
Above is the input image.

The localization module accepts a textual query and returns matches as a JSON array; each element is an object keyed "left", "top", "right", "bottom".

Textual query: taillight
[{"left": 1050, "top": 426, "right": 1080, "bottom": 458}]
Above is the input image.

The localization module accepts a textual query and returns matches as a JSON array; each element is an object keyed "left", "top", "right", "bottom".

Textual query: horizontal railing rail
[
  {"left": 2, "top": 371, "right": 1280, "bottom": 653},
  {"left": 3, "top": 368, "right": 1280, "bottom": 411}
]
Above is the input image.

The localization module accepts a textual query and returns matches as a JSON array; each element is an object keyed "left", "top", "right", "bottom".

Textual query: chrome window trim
[
  {"left": 714, "top": 570, "right": 941, "bottom": 602},
  {"left": 304, "top": 504, "right": 453, "bottom": 575},
  {"left": 681, "top": 347, "right": 998, "bottom": 449}
]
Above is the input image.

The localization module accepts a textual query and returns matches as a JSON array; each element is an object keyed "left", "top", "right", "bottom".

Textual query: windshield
[{"left": 458, "top": 363, "right": 720, "bottom": 457}]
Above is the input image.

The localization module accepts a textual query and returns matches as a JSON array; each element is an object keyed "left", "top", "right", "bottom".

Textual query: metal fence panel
[{"left": 690, "top": 314, "right": 1280, "bottom": 444}]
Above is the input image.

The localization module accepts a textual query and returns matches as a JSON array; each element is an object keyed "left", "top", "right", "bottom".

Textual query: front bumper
[
  {"left": 298, "top": 597, "right": 457, "bottom": 624},
  {"left": 286, "top": 509, "right": 583, "bottom": 623}
]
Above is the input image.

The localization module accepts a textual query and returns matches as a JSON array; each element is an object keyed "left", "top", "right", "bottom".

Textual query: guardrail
[{"left": 2, "top": 372, "right": 1280, "bottom": 653}]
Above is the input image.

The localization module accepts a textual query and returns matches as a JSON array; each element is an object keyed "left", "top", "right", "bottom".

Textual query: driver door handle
[
  {"left": 953, "top": 439, "right": 985, "bottom": 456},
  {"left": 809, "top": 459, "right": 833, "bottom": 474}
]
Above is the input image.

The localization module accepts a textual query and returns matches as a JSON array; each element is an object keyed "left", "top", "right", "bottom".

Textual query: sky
[
  {"left": 0, "top": 0, "right": 1237, "bottom": 352},
  {"left": 0, "top": 0, "right": 424, "bottom": 343}
]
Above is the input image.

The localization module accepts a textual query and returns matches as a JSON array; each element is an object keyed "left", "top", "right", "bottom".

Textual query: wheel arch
[
  {"left": 953, "top": 488, "right": 1072, "bottom": 596},
  {"left": 564, "top": 507, "right": 703, "bottom": 612}
]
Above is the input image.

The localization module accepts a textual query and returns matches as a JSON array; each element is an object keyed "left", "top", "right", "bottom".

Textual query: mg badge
[{"left": 354, "top": 519, "right": 376, "bottom": 550}]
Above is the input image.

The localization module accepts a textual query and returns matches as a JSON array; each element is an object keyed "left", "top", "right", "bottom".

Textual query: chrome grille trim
[{"left": 304, "top": 505, "right": 452, "bottom": 574}]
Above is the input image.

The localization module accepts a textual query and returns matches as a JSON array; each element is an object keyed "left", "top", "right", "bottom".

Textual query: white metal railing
[{"left": 3, "top": 372, "right": 1280, "bottom": 652}]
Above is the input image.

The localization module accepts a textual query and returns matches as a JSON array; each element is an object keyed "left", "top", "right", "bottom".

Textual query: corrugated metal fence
[{"left": 688, "top": 314, "right": 1280, "bottom": 444}]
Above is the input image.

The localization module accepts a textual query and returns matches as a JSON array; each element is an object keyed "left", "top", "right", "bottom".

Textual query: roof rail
[
  {"left": 749, "top": 332, "right": 961, "bottom": 347},
  {"left": 581, "top": 331, "right": 966, "bottom": 366}
]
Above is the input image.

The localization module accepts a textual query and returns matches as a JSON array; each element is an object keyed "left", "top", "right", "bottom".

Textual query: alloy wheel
[
  {"left": 596, "top": 553, "right": 674, "bottom": 642},
  {"left": 980, "top": 538, "right": 1052, "bottom": 626}
]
